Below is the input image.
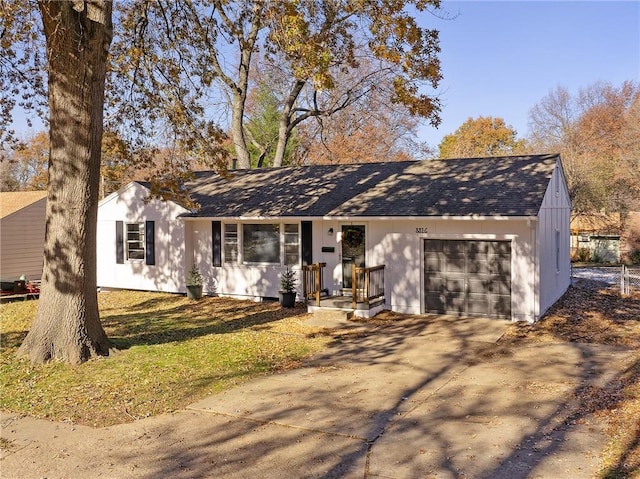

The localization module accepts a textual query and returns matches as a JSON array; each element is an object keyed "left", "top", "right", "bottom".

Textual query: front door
[{"left": 341, "top": 225, "right": 365, "bottom": 289}]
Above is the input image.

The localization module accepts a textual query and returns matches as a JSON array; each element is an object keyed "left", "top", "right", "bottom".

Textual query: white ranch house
[{"left": 97, "top": 154, "right": 571, "bottom": 322}]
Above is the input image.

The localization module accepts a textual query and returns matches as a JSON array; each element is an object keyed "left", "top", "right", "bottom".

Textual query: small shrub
[
  {"left": 186, "top": 265, "right": 203, "bottom": 286},
  {"left": 279, "top": 268, "right": 297, "bottom": 293},
  {"left": 573, "top": 247, "right": 591, "bottom": 263}
]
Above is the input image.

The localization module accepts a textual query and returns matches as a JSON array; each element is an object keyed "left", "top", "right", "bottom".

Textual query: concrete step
[{"left": 304, "top": 307, "right": 358, "bottom": 328}]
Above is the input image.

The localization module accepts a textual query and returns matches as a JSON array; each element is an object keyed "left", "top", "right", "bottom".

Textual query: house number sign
[{"left": 415, "top": 227, "right": 428, "bottom": 234}]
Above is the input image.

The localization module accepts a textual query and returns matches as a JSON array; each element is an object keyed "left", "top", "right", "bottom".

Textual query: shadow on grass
[
  {"left": 0, "top": 330, "right": 29, "bottom": 350},
  {"left": 103, "top": 296, "right": 309, "bottom": 350}
]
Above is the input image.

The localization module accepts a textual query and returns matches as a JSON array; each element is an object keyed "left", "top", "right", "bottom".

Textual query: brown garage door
[{"left": 424, "top": 240, "right": 511, "bottom": 318}]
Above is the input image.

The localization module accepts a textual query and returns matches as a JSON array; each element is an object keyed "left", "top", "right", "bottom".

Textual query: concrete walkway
[{"left": 1, "top": 315, "right": 634, "bottom": 478}]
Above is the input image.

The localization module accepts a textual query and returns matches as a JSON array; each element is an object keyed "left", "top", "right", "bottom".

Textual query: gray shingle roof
[{"left": 185, "top": 154, "right": 559, "bottom": 218}]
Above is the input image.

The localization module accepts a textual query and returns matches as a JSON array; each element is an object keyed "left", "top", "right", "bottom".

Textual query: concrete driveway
[{"left": 1, "top": 314, "right": 633, "bottom": 478}]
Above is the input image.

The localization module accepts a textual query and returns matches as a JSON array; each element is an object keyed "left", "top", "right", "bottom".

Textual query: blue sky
[
  {"left": 11, "top": 1, "right": 640, "bottom": 153},
  {"left": 419, "top": 0, "right": 640, "bottom": 149}
]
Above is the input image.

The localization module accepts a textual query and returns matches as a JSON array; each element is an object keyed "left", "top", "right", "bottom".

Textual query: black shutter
[
  {"left": 145, "top": 220, "right": 155, "bottom": 265},
  {"left": 301, "top": 221, "right": 313, "bottom": 266},
  {"left": 116, "top": 221, "right": 124, "bottom": 264},
  {"left": 212, "top": 221, "right": 222, "bottom": 267}
]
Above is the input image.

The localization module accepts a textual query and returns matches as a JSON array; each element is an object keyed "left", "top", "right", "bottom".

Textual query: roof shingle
[{"left": 185, "top": 154, "right": 559, "bottom": 218}]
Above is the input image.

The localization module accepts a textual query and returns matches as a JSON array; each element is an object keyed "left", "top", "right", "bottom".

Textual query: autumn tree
[
  {"left": 438, "top": 116, "right": 527, "bottom": 159},
  {"left": 7, "top": 131, "right": 49, "bottom": 190},
  {"left": 111, "top": 0, "right": 443, "bottom": 169},
  {"left": 296, "top": 69, "right": 431, "bottom": 164},
  {"left": 528, "top": 81, "right": 640, "bottom": 217},
  {"left": 0, "top": 149, "right": 19, "bottom": 191},
  {"left": 2, "top": 1, "right": 112, "bottom": 363}
]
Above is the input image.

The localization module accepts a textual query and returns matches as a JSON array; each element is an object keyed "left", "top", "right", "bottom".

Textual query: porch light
[{"left": 328, "top": 227, "right": 334, "bottom": 236}]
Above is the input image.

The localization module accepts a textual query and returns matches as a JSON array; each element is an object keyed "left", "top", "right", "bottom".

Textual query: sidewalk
[{"left": 1, "top": 315, "right": 633, "bottom": 478}]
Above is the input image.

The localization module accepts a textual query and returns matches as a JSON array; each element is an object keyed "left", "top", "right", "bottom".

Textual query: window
[
  {"left": 126, "top": 223, "right": 145, "bottom": 260},
  {"left": 555, "top": 230, "right": 561, "bottom": 272},
  {"left": 224, "top": 223, "right": 238, "bottom": 264},
  {"left": 243, "top": 224, "right": 280, "bottom": 264},
  {"left": 284, "top": 223, "right": 299, "bottom": 266}
]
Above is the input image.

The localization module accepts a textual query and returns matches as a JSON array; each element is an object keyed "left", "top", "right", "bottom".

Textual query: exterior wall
[
  {"left": 185, "top": 218, "right": 335, "bottom": 300},
  {"left": 187, "top": 219, "right": 304, "bottom": 299},
  {"left": 191, "top": 216, "right": 541, "bottom": 321},
  {"left": 367, "top": 218, "right": 537, "bottom": 321},
  {"left": 537, "top": 161, "right": 572, "bottom": 317},
  {"left": 0, "top": 199, "right": 46, "bottom": 280},
  {"left": 96, "top": 183, "right": 189, "bottom": 293}
]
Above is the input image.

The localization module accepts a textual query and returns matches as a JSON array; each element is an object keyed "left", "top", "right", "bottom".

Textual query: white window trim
[
  {"left": 223, "top": 221, "right": 301, "bottom": 267},
  {"left": 126, "top": 222, "right": 145, "bottom": 261}
]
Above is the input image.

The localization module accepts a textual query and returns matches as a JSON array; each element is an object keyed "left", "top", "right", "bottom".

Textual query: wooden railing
[
  {"left": 302, "top": 262, "right": 326, "bottom": 306},
  {"left": 352, "top": 265, "right": 385, "bottom": 309},
  {"left": 302, "top": 262, "right": 385, "bottom": 309}
]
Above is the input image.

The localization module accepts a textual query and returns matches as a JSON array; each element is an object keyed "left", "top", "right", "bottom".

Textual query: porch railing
[
  {"left": 352, "top": 265, "right": 385, "bottom": 309},
  {"left": 302, "top": 262, "right": 386, "bottom": 309},
  {"left": 302, "top": 262, "right": 326, "bottom": 306}
]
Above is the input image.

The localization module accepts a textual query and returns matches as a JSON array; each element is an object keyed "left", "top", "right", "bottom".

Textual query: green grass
[{"left": 0, "top": 291, "right": 330, "bottom": 427}]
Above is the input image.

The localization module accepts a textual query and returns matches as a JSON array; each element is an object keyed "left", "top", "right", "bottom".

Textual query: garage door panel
[
  {"left": 491, "top": 296, "right": 511, "bottom": 317},
  {"left": 425, "top": 293, "right": 445, "bottom": 313},
  {"left": 467, "top": 297, "right": 490, "bottom": 315},
  {"left": 492, "top": 242, "right": 511, "bottom": 255},
  {"left": 443, "top": 242, "right": 465, "bottom": 254},
  {"left": 468, "top": 241, "right": 491, "bottom": 256},
  {"left": 467, "top": 278, "right": 489, "bottom": 294},
  {"left": 423, "top": 239, "right": 511, "bottom": 319},
  {"left": 445, "top": 258, "right": 465, "bottom": 273},
  {"left": 424, "top": 240, "right": 443, "bottom": 252},
  {"left": 424, "top": 276, "right": 445, "bottom": 292},
  {"left": 468, "top": 260, "right": 489, "bottom": 274},
  {"left": 424, "top": 256, "right": 440, "bottom": 272},
  {"left": 492, "top": 279, "right": 511, "bottom": 295}
]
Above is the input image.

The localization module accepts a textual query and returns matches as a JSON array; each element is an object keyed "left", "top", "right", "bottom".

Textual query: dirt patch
[{"left": 503, "top": 279, "right": 640, "bottom": 347}]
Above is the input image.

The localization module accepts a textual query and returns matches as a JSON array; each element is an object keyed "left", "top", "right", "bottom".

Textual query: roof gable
[
  {"left": 0, "top": 191, "right": 47, "bottom": 219},
  {"left": 184, "top": 154, "right": 560, "bottom": 218}
]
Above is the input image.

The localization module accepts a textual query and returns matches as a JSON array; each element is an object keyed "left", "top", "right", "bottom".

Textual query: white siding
[
  {"left": 0, "top": 199, "right": 46, "bottom": 280},
  {"left": 368, "top": 218, "right": 537, "bottom": 321},
  {"left": 96, "top": 183, "right": 189, "bottom": 293},
  {"left": 188, "top": 216, "right": 542, "bottom": 321},
  {"left": 537, "top": 161, "right": 572, "bottom": 317}
]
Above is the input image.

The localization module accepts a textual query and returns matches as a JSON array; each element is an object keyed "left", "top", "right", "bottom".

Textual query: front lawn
[{"left": 0, "top": 291, "right": 330, "bottom": 427}]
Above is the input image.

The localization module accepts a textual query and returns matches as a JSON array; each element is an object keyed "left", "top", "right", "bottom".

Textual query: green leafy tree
[
  {"left": 438, "top": 116, "right": 527, "bottom": 159},
  {"left": 244, "top": 80, "right": 299, "bottom": 168}
]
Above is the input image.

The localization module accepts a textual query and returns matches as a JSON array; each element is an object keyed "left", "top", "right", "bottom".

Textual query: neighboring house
[
  {"left": 570, "top": 212, "right": 640, "bottom": 263},
  {"left": 97, "top": 154, "right": 571, "bottom": 322},
  {"left": 0, "top": 191, "right": 47, "bottom": 281}
]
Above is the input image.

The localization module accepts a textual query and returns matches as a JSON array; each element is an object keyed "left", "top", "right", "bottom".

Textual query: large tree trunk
[
  {"left": 273, "top": 80, "right": 305, "bottom": 167},
  {"left": 230, "top": 91, "right": 252, "bottom": 169},
  {"left": 18, "top": 1, "right": 112, "bottom": 364}
]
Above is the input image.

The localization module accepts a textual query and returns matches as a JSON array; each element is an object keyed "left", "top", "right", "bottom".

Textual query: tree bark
[
  {"left": 18, "top": 1, "right": 112, "bottom": 364},
  {"left": 273, "top": 80, "right": 305, "bottom": 167},
  {"left": 230, "top": 90, "right": 252, "bottom": 169}
]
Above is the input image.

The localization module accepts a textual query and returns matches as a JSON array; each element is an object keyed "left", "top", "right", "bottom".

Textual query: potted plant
[
  {"left": 279, "top": 267, "right": 297, "bottom": 308},
  {"left": 186, "top": 265, "right": 203, "bottom": 300}
]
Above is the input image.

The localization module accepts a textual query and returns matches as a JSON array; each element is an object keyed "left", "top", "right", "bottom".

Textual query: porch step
[{"left": 305, "top": 307, "right": 356, "bottom": 328}]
